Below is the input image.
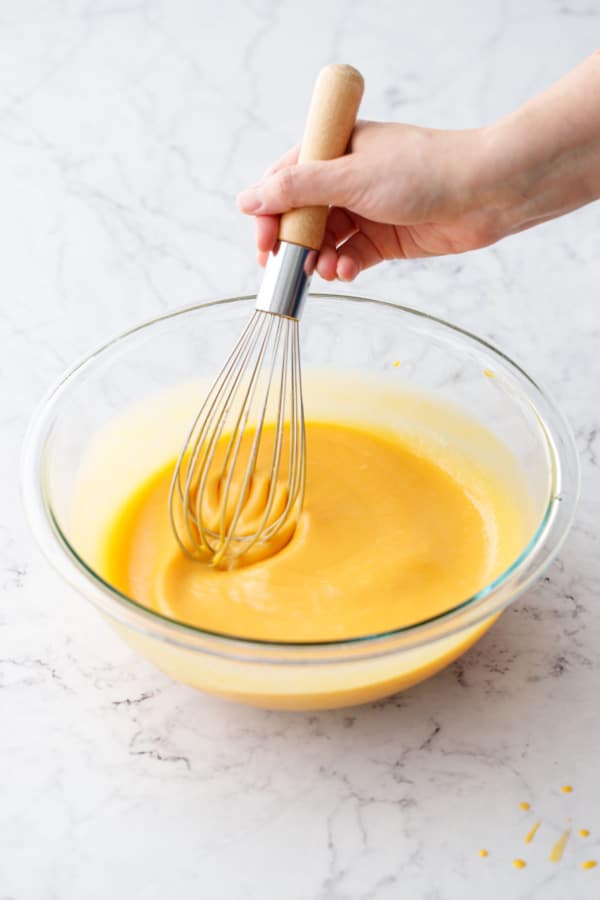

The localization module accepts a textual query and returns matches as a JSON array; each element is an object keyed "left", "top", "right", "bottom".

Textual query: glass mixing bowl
[{"left": 22, "top": 294, "right": 579, "bottom": 710}]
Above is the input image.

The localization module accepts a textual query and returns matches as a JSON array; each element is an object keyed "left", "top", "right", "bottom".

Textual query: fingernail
[{"left": 237, "top": 186, "right": 263, "bottom": 213}]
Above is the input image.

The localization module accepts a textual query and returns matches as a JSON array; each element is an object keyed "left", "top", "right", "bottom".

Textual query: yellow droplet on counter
[
  {"left": 479, "top": 849, "right": 488, "bottom": 858},
  {"left": 483, "top": 368, "right": 495, "bottom": 378},
  {"left": 519, "top": 801, "right": 531, "bottom": 811},
  {"left": 513, "top": 858, "right": 527, "bottom": 869},
  {"left": 561, "top": 785, "right": 573, "bottom": 793},
  {"left": 524, "top": 820, "right": 541, "bottom": 845},
  {"left": 579, "top": 829, "right": 590, "bottom": 838},
  {"left": 393, "top": 360, "right": 401, "bottom": 368},
  {"left": 549, "top": 827, "right": 571, "bottom": 863},
  {"left": 581, "top": 860, "right": 597, "bottom": 870}
]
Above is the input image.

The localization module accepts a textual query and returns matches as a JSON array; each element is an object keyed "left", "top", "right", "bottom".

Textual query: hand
[
  {"left": 237, "top": 53, "right": 600, "bottom": 282},
  {"left": 237, "top": 121, "right": 502, "bottom": 281}
]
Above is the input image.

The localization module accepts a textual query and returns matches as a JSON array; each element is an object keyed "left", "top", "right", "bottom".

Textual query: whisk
[{"left": 169, "top": 64, "right": 364, "bottom": 566}]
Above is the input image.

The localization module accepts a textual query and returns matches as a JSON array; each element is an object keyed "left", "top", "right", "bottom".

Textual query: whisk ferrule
[{"left": 255, "top": 241, "right": 315, "bottom": 320}]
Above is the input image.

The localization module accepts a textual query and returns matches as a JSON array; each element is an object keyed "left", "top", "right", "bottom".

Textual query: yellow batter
[
  {"left": 72, "top": 374, "right": 539, "bottom": 708},
  {"left": 99, "top": 420, "right": 528, "bottom": 643}
]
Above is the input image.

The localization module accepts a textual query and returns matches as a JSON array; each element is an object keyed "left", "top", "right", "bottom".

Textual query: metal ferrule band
[{"left": 255, "top": 242, "right": 315, "bottom": 319}]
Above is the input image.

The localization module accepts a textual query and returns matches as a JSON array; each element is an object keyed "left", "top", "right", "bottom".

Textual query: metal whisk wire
[{"left": 169, "top": 310, "right": 305, "bottom": 564}]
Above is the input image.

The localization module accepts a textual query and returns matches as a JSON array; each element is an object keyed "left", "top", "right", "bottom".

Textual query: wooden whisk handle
[{"left": 278, "top": 64, "right": 364, "bottom": 252}]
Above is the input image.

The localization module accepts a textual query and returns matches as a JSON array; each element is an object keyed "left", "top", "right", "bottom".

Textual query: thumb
[{"left": 237, "top": 158, "right": 355, "bottom": 215}]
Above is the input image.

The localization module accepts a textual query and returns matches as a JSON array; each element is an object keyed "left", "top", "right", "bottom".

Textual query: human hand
[
  {"left": 237, "top": 120, "right": 501, "bottom": 281},
  {"left": 237, "top": 53, "right": 600, "bottom": 282}
]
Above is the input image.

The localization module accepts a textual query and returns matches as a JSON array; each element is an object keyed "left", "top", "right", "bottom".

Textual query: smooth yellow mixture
[{"left": 100, "top": 419, "right": 529, "bottom": 643}]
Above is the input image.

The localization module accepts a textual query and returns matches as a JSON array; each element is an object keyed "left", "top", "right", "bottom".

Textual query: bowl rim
[{"left": 21, "top": 292, "right": 580, "bottom": 662}]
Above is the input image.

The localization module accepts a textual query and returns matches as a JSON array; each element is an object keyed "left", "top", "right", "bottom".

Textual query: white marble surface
[{"left": 3, "top": 2, "right": 600, "bottom": 898}]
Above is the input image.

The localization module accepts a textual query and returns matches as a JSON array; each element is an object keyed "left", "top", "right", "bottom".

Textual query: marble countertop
[{"left": 3, "top": 2, "right": 600, "bottom": 898}]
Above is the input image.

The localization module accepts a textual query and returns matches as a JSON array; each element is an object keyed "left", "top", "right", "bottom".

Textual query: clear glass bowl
[{"left": 22, "top": 294, "right": 579, "bottom": 710}]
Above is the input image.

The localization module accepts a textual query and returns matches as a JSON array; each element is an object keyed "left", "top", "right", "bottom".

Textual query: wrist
[{"left": 462, "top": 122, "right": 528, "bottom": 242}]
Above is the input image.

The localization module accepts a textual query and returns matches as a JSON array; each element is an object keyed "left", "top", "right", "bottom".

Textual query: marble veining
[{"left": 2, "top": 1, "right": 600, "bottom": 898}]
